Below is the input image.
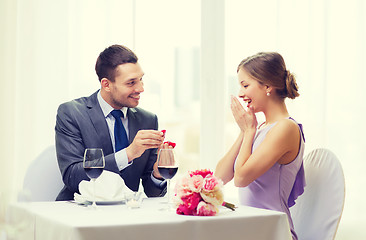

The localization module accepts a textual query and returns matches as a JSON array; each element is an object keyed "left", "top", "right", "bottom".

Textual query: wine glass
[
  {"left": 157, "top": 147, "right": 178, "bottom": 208},
  {"left": 83, "top": 148, "right": 105, "bottom": 209}
]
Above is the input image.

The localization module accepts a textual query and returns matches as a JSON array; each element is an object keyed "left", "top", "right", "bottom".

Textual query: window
[{"left": 135, "top": 0, "right": 201, "bottom": 172}]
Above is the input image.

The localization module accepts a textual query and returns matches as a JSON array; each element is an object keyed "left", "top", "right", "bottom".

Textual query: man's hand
[
  {"left": 126, "top": 130, "right": 165, "bottom": 162},
  {"left": 152, "top": 142, "right": 175, "bottom": 179}
]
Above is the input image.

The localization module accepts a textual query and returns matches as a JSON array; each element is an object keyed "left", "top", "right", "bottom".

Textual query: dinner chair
[
  {"left": 21, "top": 145, "right": 63, "bottom": 201},
  {"left": 290, "top": 148, "right": 345, "bottom": 240}
]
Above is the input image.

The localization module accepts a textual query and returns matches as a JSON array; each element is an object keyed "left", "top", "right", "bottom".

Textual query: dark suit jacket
[{"left": 55, "top": 91, "right": 166, "bottom": 201}]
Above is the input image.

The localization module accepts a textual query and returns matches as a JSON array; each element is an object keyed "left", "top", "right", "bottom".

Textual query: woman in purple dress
[{"left": 215, "top": 52, "right": 305, "bottom": 240}]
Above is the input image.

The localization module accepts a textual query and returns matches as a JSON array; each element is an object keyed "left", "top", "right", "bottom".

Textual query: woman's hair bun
[{"left": 285, "top": 70, "right": 299, "bottom": 99}]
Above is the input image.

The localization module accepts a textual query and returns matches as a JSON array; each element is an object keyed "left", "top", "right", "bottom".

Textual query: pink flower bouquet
[{"left": 174, "top": 169, "right": 235, "bottom": 216}]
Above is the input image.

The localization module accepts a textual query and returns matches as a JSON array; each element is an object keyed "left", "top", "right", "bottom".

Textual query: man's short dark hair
[{"left": 95, "top": 44, "right": 138, "bottom": 82}]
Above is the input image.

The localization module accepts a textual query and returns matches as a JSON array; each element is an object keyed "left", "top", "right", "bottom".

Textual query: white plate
[
  {"left": 86, "top": 199, "right": 126, "bottom": 205},
  {"left": 96, "top": 200, "right": 125, "bottom": 205}
]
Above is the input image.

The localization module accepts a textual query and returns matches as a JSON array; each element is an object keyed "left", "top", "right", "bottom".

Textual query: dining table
[{"left": 7, "top": 197, "right": 292, "bottom": 240}]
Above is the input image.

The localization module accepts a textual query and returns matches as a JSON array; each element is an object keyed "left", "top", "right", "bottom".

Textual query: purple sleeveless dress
[{"left": 237, "top": 118, "right": 305, "bottom": 240}]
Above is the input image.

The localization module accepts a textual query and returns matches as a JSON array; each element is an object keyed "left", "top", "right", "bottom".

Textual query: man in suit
[{"left": 55, "top": 44, "right": 166, "bottom": 201}]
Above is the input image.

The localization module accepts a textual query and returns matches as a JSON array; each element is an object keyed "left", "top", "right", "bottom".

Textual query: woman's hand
[{"left": 231, "top": 96, "right": 257, "bottom": 133}]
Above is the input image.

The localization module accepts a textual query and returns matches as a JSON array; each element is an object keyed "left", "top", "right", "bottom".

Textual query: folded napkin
[{"left": 74, "top": 170, "right": 133, "bottom": 203}]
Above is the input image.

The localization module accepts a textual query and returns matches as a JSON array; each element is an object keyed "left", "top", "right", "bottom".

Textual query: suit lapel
[
  {"left": 127, "top": 108, "right": 139, "bottom": 144},
  {"left": 86, "top": 91, "right": 114, "bottom": 154}
]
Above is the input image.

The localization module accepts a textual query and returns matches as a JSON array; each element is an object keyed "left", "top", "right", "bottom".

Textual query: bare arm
[
  {"left": 234, "top": 119, "right": 300, "bottom": 187},
  {"left": 215, "top": 96, "right": 258, "bottom": 184},
  {"left": 215, "top": 132, "right": 244, "bottom": 184}
]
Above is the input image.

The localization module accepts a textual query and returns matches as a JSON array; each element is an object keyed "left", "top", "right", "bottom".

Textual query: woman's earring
[{"left": 266, "top": 92, "right": 271, "bottom": 96}]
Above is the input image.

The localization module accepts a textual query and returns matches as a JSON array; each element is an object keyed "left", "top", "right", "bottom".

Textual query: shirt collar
[{"left": 97, "top": 91, "right": 128, "bottom": 118}]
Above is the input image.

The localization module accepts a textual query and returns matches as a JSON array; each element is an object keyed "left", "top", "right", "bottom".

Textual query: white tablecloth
[{"left": 7, "top": 198, "right": 291, "bottom": 240}]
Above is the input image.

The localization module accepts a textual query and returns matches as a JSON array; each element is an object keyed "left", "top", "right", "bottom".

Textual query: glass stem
[
  {"left": 167, "top": 179, "right": 170, "bottom": 204},
  {"left": 92, "top": 179, "right": 97, "bottom": 208}
]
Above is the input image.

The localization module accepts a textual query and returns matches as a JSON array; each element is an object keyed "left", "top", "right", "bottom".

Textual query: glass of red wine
[
  {"left": 83, "top": 148, "right": 105, "bottom": 209},
  {"left": 157, "top": 146, "right": 178, "bottom": 208}
]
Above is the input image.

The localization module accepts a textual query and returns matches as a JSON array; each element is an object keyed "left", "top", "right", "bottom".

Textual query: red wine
[
  {"left": 158, "top": 166, "right": 178, "bottom": 179},
  {"left": 84, "top": 168, "right": 103, "bottom": 179}
]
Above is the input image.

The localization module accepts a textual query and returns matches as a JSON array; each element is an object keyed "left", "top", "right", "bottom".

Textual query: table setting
[
  {"left": 7, "top": 163, "right": 292, "bottom": 240},
  {"left": 73, "top": 170, "right": 137, "bottom": 206},
  {"left": 7, "top": 195, "right": 291, "bottom": 240},
  {"left": 5, "top": 145, "right": 292, "bottom": 240}
]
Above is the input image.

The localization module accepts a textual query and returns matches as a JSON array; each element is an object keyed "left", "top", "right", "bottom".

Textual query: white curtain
[
  {"left": 0, "top": 0, "right": 136, "bottom": 202},
  {"left": 0, "top": 0, "right": 201, "bottom": 202}
]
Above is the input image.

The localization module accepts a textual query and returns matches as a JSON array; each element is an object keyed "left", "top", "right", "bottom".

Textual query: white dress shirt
[
  {"left": 97, "top": 91, "right": 164, "bottom": 187},
  {"left": 97, "top": 91, "right": 131, "bottom": 171}
]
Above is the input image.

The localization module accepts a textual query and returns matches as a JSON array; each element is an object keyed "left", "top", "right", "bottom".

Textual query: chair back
[
  {"left": 22, "top": 145, "right": 63, "bottom": 201},
  {"left": 290, "top": 148, "right": 345, "bottom": 240}
]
